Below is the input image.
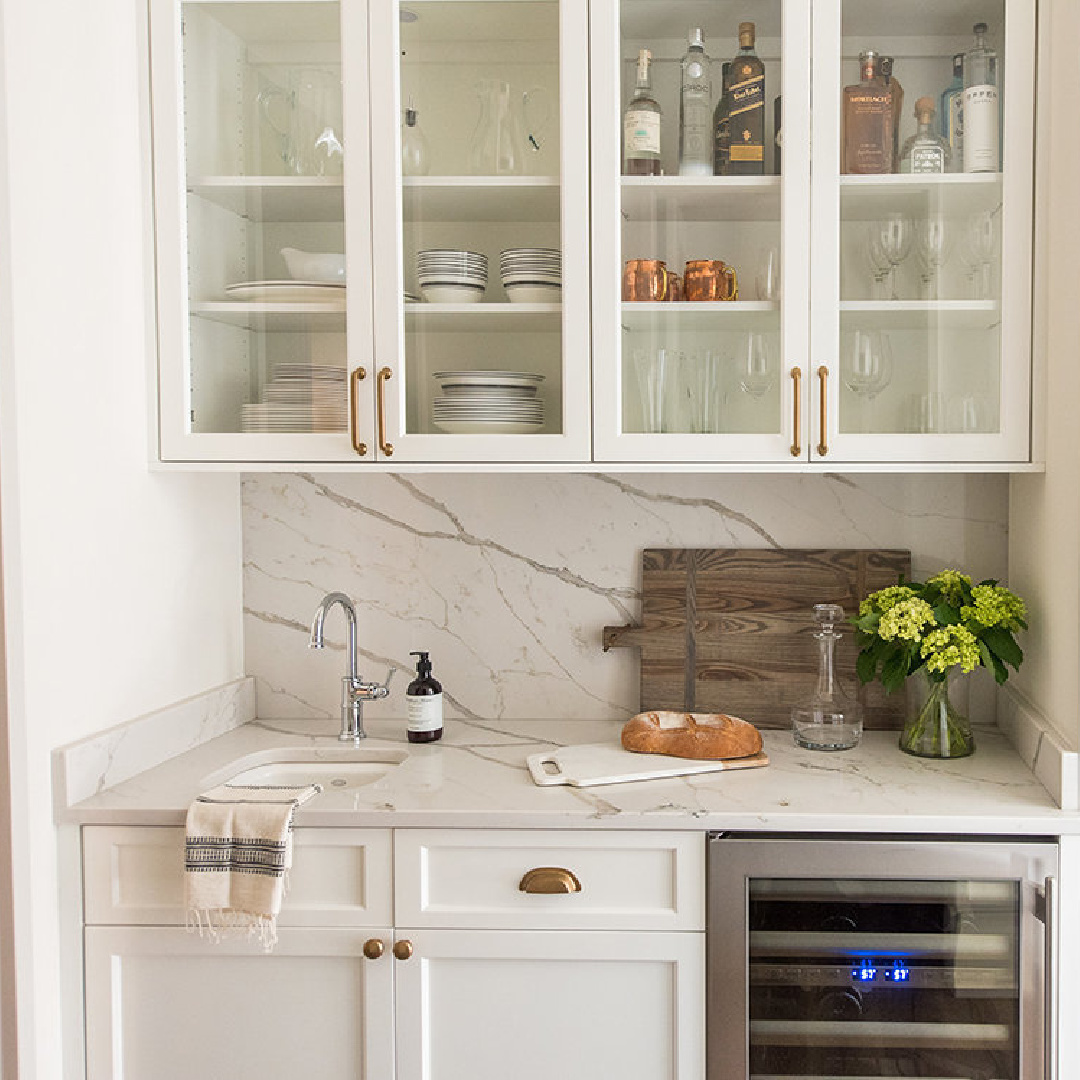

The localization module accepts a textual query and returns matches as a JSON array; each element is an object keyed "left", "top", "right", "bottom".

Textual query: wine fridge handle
[{"left": 1042, "top": 875, "right": 1058, "bottom": 1080}]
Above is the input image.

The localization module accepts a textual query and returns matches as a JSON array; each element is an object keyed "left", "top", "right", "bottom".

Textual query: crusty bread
[{"left": 621, "top": 710, "right": 763, "bottom": 760}]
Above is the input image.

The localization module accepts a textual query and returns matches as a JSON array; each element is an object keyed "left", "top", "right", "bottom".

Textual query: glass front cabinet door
[{"left": 151, "top": 0, "right": 589, "bottom": 463}]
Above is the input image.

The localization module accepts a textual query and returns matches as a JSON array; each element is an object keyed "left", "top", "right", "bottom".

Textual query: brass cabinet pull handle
[
  {"left": 376, "top": 366, "right": 394, "bottom": 458},
  {"left": 349, "top": 366, "right": 368, "bottom": 457},
  {"left": 392, "top": 939, "right": 413, "bottom": 961},
  {"left": 790, "top": 366, "right": 802, "bottom": 458},
  {"left": 362, "top": 938, "right": 384, "bottom": 960},
  {"left": 817, "top": 365, "right": 829, "bottom": 457},
  {"left": 519, "top": 867, "right": 583, "bottom": 894}
]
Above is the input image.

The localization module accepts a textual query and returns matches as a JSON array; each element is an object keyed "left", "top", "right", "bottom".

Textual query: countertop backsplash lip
[
  {"left": 62, "top": 715, "right": 1080, "bottom": 833},
  {"left": 53, "top": 677, "right": 256, "bottom": 816}
]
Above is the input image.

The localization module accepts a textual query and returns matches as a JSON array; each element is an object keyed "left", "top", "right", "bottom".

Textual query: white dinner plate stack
[
  {"left": 417, "top": 250, "right": 488, "bottom": 304},
  {"left": 240, "top": 364, "right": 347, "bottom": 433},
  {"left": 432, "top": 370, "right": 545, "bottom": 434},
  {"left": 500, "top": 248, "right": 562, "bottom": 304}
]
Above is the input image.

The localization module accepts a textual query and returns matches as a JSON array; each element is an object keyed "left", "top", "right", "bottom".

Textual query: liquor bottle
[
  {"left": 623, "top": 48, "right": 662, "bottom": 176},
  {"left": 877, "top": 56, "right": 904, "bottom": 171},
  {"left": 900, "top": 97, "right": 951, "bottom": 173},
  {"left": 678, "top": 28, "right": 713, "bottom": 176},
  {"left": 842, "top": 50, "right": 894, "bottom": 174},
  {"left": 940, "top": 53, "right": 964, "bottom": 171},
  {"left": 963, "top": 22, "right": 999, "bottom": 172},
  {"left": 712, "top": 62, "right": 732, "bottom": 175},
  {"left": 726, "top": 22, "right": 766, "bottom": 175}
]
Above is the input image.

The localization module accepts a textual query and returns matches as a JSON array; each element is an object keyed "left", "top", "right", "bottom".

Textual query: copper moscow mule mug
[
  {"left": 683, "top": 259, "right": 739, "bottom": 302},
  {"left": 623, "top": 259, "right": 673, "bottom": 302}
]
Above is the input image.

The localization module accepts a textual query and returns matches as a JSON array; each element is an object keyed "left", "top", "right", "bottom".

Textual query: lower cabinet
[{"left": 81, "top": 826, "right": 706, "bottom": 1080}]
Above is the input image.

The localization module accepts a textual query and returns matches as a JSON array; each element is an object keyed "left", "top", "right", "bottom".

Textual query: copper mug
[
  {"left": 623, "top": 259, "right": 675, "bottom": 302},
  {"left": 683, "top": 259, "right": 738, "bottom": 302}
]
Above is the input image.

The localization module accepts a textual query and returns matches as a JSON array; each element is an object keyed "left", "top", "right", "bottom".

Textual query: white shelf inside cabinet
[
  {"left": 839, "top": 301, "right": 999, "bottom": 329},
  {"left": 192, "top": 301, "right": 346, "bottom": 332},
  {"left": 621, "top": 301, "right": 778, "bottom": 332},
  {"left": 402, "top": 177, "right": 560, "bottom": 223},
  {"left": 404, "top": 303, "right": 560, "bottom": 332},
  {"left": 187, "top": 177, "right": 344, "bottom": 222},
  {"left": 840, "top": 174, "right": 1003, "bottom": 220},
  {"left": 621, "top": 176, "right": 781, "bottom": 223}
]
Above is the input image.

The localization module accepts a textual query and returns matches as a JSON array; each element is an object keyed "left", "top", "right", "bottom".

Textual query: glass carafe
[{"left": 791, "top": 603, "right": 864, "bottom": 750}]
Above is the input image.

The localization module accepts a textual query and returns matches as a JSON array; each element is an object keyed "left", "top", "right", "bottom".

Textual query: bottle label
[
  {"left": 962, "top": 84, "right": 999, "bottom": 171},
  {"left": 728, "top": 73, "right": 764, "bottom": 161},
  {"left": 624, "top": 109, "right": 660, "bottom": 155},
  {"left": 407, "top": 693, "right": 443, "bottom": 733},
  {"left": 910, "top": 145, "right": 946, "bottom": 173}
]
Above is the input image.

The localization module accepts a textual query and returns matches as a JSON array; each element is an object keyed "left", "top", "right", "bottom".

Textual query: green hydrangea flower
[
  {"left": 961, "top": 583, "right": 1027, "bottom": 632},
  {"left": 921, "top": 624, "right": 981, "bottom": 674},
  {"left": 925, "top": 569, "right": 972, "bottom": 606},
  {"left": 878, "top": 597, "right": 936, "bottom": 642},
  {"left": 859, "top": 584, "right": 917, "bottom": 617}
]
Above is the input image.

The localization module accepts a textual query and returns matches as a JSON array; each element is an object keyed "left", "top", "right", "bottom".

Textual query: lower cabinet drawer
[
  {"left": 394, "top": 829, "right": 704, "bottom": 930},
  {"left": 82, "top": 826, "right": 393, "bottom": 927}
]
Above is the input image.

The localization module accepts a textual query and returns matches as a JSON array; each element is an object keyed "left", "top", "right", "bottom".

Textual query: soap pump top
[{"left": 406, "top": 650, "right": 443, "bottom": 743}]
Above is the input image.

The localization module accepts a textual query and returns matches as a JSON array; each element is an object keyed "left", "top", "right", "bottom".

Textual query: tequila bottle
[
  {"left": 623, "top": 48, "right": 662, "bottom": 176},
  {"left": 678, "top": 28, "right": 713, "bottom": 176},
  {"left": 726, "top": 22, "right": 765, "bottom": 175},
  {"left": 842, "top": 50, "right": 894, "bottom": 174},
  {"left": 900, "top": 97, "right": 951, "bottom": 173},
  {"left": 940, "top": 53, "right": 964, "bottom": 171},
  {"left": 963, "top": 22, "right": 999, "bottom": 172}
]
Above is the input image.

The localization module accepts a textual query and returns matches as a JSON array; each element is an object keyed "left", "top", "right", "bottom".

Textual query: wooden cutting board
[{"left": 603, "top": 548, "right": 911, "bottom": 730}]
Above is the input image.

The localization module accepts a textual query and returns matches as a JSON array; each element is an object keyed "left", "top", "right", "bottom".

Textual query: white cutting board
[{"left": 527, "top": 740, "right": 769, "bottom": 788}]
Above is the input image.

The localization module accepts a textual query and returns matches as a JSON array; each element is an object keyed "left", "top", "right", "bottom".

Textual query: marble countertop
[{"left": 65, "top": 717, "right": 1080, "bottom": 834}]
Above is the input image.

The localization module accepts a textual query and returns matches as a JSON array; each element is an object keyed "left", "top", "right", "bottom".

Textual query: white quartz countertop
[{"left": 65, "top": 717, "right": 1080, "bottom": 834}]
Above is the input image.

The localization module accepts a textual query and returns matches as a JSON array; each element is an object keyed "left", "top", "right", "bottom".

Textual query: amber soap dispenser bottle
[{"left": 406, "top": 651, "right": 443, "bottom": 743}]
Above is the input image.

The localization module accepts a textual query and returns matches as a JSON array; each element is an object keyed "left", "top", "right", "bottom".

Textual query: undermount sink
[{"left": 221, "top": 747, "right": 409, "bottom": 791}]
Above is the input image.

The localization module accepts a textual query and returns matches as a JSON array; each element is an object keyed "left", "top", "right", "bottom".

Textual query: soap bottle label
[{"left": 407, "top": 694, "right": 443, "bottom": 733}]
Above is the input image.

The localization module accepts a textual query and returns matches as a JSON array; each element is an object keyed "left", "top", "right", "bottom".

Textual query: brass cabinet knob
[
  {"left": 362, "top": 938, "right": 384, "bottom": 960},
  {"left": 518, "top": 867, "right": 583, "bottom": 894},
  {"left": 393, "top": 939, "right": 414, "bottom": 961}
]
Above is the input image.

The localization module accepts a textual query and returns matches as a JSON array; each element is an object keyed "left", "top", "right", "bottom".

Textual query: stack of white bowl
[
  {"left": 431, "top": 370, "right": 545, "bottom": 434},
  {"left": 500, "top": 248, "right": 562, "bottom": 304},
  {"left": 240, "top": 365, "right": 347, "bottom": 432},
  {"left": 417, "top": 250, "right": 487, "bottom": 303}
]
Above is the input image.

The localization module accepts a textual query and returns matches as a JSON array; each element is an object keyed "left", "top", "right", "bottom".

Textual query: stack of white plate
[
  {"left": 240, "top": 364, "right": 347, "bottom": 433},
  {"left": 500, "top": 248, "right": 562, "bottom": 304},
  {"left": 417, "top": 250, "right": 487, "bottom": 304},
  {"left": 432, "top": 370, "right": 545, "bottom": 434}
]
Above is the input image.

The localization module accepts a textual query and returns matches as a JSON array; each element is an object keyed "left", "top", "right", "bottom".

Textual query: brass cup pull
[
  {"left": 519, "top": 867, "right": 583, "bottom": 894},
  {"left": 392, "top": 939, "right": 413, "bottom": 961},
  {"left": 790, "top": 366, "right": 802, "bottom": 458},
  {"left": 350, "top": 366, "right": 368, "bottom": 457},
  {"left": 362, "top": 938, "right": 384, "bottom": 960},
  {"left": 376, "top": 366, "right": 394, "bottom": 458},
  {"left": 817, "top": 365, "right": 829, "bottom": 457}
]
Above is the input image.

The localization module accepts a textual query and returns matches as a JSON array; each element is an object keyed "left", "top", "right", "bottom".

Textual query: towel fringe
[{"left": 187, "top": 906, "right": 279, "bottom": 952}]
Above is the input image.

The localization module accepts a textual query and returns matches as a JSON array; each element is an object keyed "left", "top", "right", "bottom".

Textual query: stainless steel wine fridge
[{"left": 707, "top": 835, "right": 1057, "bottom": 1079}]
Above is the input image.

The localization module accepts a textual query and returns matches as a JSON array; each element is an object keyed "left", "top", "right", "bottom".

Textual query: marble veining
[{"left": 242, "top": 472, "right": 1009, "bottom": 725}]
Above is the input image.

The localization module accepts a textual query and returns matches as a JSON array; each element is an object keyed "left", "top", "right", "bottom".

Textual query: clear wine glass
[
  {"left": 739, "top": 332, "right": 774, "bottom": 397},
  {"left": 842, "top": 329, "right": 892, "bottom": 399},
  {"left": 866, "top": 228, "right": 892, "bottom": 300},
  {"left": 871, "top": 214, "right": 914, "bottom": 300},
  {"left": 960, "top": 210, "right": 998, "bottom": 300},
  {"left": 915, "top": 214, "right": 951, "bottom": 299},
  {"left": 755, "top": 249, "right": 780, "bottom": 302}
]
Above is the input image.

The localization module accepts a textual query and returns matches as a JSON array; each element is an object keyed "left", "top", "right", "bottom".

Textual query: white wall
[
  {"left": 0, "top": 0, "right": 244, "bottom": 1076},
  {"left": 1008, "top": 0, "right": 1080, "bottom": 750}
]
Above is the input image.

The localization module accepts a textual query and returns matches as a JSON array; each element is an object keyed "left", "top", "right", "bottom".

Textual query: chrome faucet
[{"left": 309, "top": 591, "right": 393, "bottom": 742}]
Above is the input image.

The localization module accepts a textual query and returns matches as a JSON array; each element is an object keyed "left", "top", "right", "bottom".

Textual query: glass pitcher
[{"left": 468, "top": 80, "right": 550, "bottom": 175}]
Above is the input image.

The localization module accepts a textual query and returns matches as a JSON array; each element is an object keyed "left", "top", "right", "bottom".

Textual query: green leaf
[
  {"left": 982, "top": 627, "right": 1023, "bottom": 669},
  {"left": 933, "top": 603, "right": 960, "bottom": 626},
  {"left": 856, "top": 651, "right": 878, "bottom": 684},
  {"left": 988, "top": 651, "right": 1009, "bottom": 684},
  {"left": 978, "top": 639, "right": 994, "bottom": 671},
  {"left": 881, "top": 653, "right": 909, "bottom": 693}
]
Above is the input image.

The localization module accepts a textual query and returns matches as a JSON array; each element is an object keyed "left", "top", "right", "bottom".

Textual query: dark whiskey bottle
[
  {"left": 726, "top": 22, "right": 766, "bottom": 175},
  {"left": 712, "top": 62, "right": 732, "bottom": 175}
]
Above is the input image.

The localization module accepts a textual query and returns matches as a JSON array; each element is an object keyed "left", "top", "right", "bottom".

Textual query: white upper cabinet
[{"left": 149, "top": 0, "right": 1038, "bottom": 467}]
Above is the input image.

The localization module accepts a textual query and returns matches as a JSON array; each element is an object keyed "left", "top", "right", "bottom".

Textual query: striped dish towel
[{"left": 185, "top": 782, "right": 322, "bottom": 951}]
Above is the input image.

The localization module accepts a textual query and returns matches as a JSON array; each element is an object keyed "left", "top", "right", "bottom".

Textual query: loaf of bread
[{"left": 621, "top": 711, "right": 763, "bottom": 760}]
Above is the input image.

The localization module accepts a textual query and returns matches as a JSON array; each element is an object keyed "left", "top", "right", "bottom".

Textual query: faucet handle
[{"left": 382, "top": 666, "right": 396, "bottom": 691}]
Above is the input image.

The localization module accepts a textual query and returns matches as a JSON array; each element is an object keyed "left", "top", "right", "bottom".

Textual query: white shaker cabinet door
[
  {"left": 392, "top": 928, "right": 704, "bottom": 1080},
  {"left": 84, "top": 926, "right": 394, "bottom": 1080}
]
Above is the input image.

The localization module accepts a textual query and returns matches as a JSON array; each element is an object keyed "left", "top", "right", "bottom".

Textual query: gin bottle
[
  {"left": 940, "top": 53, "right": 964, "bottom": 171},
  {"left": 900, "top": 97, "right": 950, "bottom": 173},
  {"left": 842, "top": 50, "right": 894, "bottom": 174},
  {"left": 963, "top": 22, "right": 999, "bottom": 172},
  {"left": 623, "top": 49, "right": 662, "bottom": 176},
  {"left": 679, "top": 28, "right": 712, "bottom": 175}
]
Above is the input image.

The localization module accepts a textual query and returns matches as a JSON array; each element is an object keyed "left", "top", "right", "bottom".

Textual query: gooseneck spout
[{"left": 309, "top": 592, "right": 393, "bottom": 742}]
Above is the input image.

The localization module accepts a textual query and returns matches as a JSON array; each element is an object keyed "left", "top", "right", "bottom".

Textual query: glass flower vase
[{"left": 899, "top": 668, "right": 975, "bottom": 759}]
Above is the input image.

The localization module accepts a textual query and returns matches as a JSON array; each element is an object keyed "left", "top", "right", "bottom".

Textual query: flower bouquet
[{"left": 851, "top": 570, "right": 1027, "bottom": 758}]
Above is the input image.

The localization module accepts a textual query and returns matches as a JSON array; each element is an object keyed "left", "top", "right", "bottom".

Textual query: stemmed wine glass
[
  {"left": 869, "top": 214, "right": 913, "bottom": 300},
  {"left": 866, "top": 230, "right": 893, "bottom": 300},
  {"left": 842, "top": 329, "right": 893, "bottom": 403},
  {"left": 914, "top": 214, "right": 951, "bottom": 299},
  {"left": 960, "top": 209, "right": 998, "bottom": 300}
]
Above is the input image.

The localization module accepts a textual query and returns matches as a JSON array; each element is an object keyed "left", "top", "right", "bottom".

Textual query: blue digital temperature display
[{"left": 851, "top": 958, "right": 910, "bottom": 983}]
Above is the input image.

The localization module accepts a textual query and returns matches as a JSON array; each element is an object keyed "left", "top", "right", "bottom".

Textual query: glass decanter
[{"left": 791, "top": 604, "right": 864, "bottom": 751}]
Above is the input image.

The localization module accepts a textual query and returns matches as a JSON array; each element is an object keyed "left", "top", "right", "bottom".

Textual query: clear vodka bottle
[{"left": 678, "top": 28, "right": 713, "bottom": 176}]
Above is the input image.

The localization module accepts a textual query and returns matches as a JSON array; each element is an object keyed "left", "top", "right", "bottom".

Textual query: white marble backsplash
[{"left": 242, "top": 472, "right": 1009, "bottom": 725}]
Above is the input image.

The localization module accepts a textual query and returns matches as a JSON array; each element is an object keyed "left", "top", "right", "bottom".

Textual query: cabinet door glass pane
[
  {"left": 182, "top": 3, "right": 347, "bottom": 437},
  {"left": 397, "top": 1, "right": 564, "bottom": 439},
  {"left": 618, "top": 1, "right": 784, "bottom": 439},
  {"left": 837, "top": 0, "right": 1006, "bottom": 439},
  {"left": 748, "top": 877, "right": 1022, "bottom": 1078}
]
